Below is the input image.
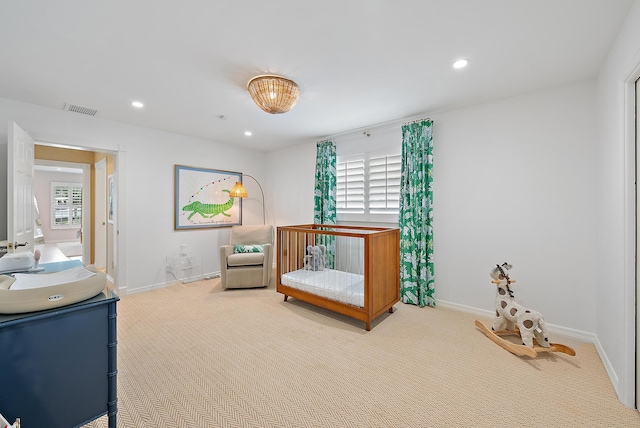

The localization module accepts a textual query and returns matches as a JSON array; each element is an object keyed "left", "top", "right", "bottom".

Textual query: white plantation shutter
[
  {"left": 52, "top": 185, "right": 70, "bottom": 227},
  {"left": 71, "top": 186, "right": 83, "bottom": 225},
  {"left": 368, "top": 154, "right": 401, "bottom": 214},
  {"left": 52, "top": 182, "right": 83, "bottom": 228},
  {"left": 337, "top": 152, "right": 400, "bottom": 221},
  {"left": 337, "top": 157, "right": 365, "bottom": 213}
]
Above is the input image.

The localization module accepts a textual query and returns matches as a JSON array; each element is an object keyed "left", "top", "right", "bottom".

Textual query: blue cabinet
[{"left": 0, "top": 291, "right": 118, "bottom": 428}]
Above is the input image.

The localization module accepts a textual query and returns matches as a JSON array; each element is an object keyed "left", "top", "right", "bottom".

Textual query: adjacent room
[{"left": 1, "top": 1, "right": 640, "bottom": 426}]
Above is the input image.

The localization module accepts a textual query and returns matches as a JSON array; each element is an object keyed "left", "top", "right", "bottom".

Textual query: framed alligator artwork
[{"left": 174, "top": 165, "right": 242, "bottom": 229}]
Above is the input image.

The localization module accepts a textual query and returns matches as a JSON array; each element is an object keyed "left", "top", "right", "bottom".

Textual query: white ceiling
[{"left": 0, "top": 1, "right": 634, "bottom": 151}]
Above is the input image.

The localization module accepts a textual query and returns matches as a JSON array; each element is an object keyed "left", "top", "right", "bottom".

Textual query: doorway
[
  {"left": 33, "top": 161, "right": 86, "bottom": 263},
  {"left": 33, "top": 144, "right": 117, "bottom": 287}
]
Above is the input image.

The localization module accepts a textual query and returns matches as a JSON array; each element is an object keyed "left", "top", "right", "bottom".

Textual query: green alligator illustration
[{"left": 182, "top": 190, "right": 234, "bottom": 220}]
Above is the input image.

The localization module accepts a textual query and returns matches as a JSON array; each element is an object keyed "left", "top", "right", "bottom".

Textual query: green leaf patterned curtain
[
  {"left": 313, "top": 140, "right": 337, "bottom": 269},
  {"left": 399, "top": 120, "right": 435, "bottom": 307}
]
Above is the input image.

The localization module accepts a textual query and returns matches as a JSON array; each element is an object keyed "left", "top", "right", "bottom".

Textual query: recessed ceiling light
[
  {"left": 244, "top": 131, "right": 252, "bottom": 136},
  {"left": 131, "top": 101, "right": 144, "bottom": 108},
  {"left": 453, "top": 59, "right": 469, "bottom": 69}
]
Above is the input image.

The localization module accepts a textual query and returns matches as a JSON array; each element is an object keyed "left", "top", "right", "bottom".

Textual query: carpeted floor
[{"left": 82, "top": 278, "right": 640, "bottom": 428}]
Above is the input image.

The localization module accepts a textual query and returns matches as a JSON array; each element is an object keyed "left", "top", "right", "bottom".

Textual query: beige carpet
[{"left": 82, "top": 278, "right": 640, "bottom": 428}]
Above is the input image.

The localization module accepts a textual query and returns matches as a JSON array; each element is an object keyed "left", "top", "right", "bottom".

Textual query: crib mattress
[
  {"left": 281, "top": 268, "right": 365, "bottom": 307},
  {"left": 0, "top": 265, "right": 107, "bottom": 314}
]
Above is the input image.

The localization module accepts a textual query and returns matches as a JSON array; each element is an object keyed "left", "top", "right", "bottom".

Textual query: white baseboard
[
  {"left": 436, "top": 299, "right": 493, "bottom": 319},
  {"left": 436, "top": 299, "right": 596, "bottom": 343},
  {"left": 182, "top": 271, "right": 220, "bottom": 283},
  {"left": 593, "top": 335, "right": 621, "bottom": 403},
  {"left": 127, "top": 271, "right": 220, "bottom": 294}
]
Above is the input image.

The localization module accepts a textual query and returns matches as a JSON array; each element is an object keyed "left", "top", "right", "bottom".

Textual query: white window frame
[
  {"left": 337, "top": 150, "right": 401, "bottom": 224},
  {"left": 51, "top": 182, "right": 83, "bottom": 229}
]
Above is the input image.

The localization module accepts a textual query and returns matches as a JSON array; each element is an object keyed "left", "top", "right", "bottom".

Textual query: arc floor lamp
[{"left": 229, "top": 175, "right": 265, "bottom": 224}]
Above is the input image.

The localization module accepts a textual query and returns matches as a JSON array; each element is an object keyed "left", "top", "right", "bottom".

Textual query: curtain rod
[
  {"left": 403, "top": 117, "right": 431, "bottom": 126},
  {"left": 315, "top": 113, "right": 433, "bottom": 142}
]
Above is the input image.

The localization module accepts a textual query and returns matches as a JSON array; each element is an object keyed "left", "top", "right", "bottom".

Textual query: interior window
[{"left": 51, "top": 182, "right": 83, "bottom": 229}]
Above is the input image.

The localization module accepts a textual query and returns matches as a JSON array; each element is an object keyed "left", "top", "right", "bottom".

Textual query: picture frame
[
  {"left": 174, "top": 165, "right": 242, "bottom": 230},
  {"left": 108, "top": 174, "right": 115, "bottom": 224}
]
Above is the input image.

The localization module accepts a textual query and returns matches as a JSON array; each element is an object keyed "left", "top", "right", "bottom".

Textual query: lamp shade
[
  {"left": 229, "top": 182, "right": 248, "bottom": 198},
  {"left": 247, "top": 75, "right": 300, "bottom": 114}
]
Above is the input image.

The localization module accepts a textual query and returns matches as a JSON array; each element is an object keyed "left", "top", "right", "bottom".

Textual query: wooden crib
[{"left": 276, "top": 224, "right": 400, "bottom": 330}]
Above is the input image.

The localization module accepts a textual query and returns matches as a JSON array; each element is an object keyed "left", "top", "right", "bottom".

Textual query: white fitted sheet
[{"left": 281, "top": 268, "right": 364, "bottom": 307}]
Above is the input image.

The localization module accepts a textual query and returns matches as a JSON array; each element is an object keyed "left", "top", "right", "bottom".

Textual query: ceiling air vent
[{"left": 63, "top": 103, "right": 98, "bottom": 116}]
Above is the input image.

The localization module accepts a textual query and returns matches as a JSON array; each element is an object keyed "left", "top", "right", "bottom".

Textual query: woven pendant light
[{"left": 247, "top": 75, "right": 300, "bottom": 114}]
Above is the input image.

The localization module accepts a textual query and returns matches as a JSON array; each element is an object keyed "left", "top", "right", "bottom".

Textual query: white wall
[
  {"left": 268, "top": 80, "right": 598, "bottom": 335},
  {"left": 433, "top": 81, "right": 597, "bottom": 333},
  {"left": 0, "top": 97, "right": 267, "bottom": 293},
  {"left": 266, "top": 141, "right": 317, "bottom": 227},
  {"left": 595, "top": 0, "right": 640, "bottom": 408}
]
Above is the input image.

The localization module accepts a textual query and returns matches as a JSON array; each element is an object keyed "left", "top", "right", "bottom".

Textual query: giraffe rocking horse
[{"left": 475, "top": 263, "right": 576, "bottom": 358}]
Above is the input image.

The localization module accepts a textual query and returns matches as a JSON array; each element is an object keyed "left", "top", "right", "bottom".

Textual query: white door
[
  {"left": 94, "top": 159, "right": 107, "bottom": 270},
  {"left": 7, "top": 122, "right": 34, "bottom": 253}
]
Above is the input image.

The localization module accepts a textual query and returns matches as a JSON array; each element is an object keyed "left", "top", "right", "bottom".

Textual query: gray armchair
[{"left": 220, "top": 225, "right": 274, "bottom": 289}]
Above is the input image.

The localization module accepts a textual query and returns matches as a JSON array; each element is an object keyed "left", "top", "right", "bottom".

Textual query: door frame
[
  {"left": 94, "top": 158, "right": 107, "bottom": 270},
  {"left": 33, "top": 159, "right": 89, "bottom": 256},
  {"left": 33, "top": 142, "right": 127, "bottom": 294},
  {"left": 82, "top": 163, "right": 91, "bottom": 263},
  {"left": 624, "top": 62, "right": 640, "bottom": 410},
  {"left": 636, "top": 76, "right": 639, "bottom": 412}
]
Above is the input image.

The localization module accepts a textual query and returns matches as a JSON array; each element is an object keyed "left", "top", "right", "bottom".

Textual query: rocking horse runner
[{"left": 475, "top": 263, "right": 575, "bottom": 357}]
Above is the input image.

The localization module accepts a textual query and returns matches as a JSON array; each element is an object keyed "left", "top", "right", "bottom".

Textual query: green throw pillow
[{"left": 234, "top": 244, "right": 264, "bottom": 254}]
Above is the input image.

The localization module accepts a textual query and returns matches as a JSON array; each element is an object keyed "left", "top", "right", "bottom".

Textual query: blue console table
[{"left": 0, "top": 290, "right": 119, "bottom": 428}]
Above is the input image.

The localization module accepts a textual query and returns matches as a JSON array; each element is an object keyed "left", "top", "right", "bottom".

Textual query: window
[
  {"left": 51, "top": 182, "right": 82, "bottom": 228},
  {"left": 368, "top": 154, "right": 401, "bottom": 214},
  {"left": 337, "top": 152, "right": 401, "bottom": 222},
  {"left": 337, "top": 157, "right": 365, "bottom": 213}
]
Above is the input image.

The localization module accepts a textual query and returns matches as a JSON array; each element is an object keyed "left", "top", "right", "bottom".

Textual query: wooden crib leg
[
  {"left": 365, "top": 321, "right": 371, "bottom": 331},
  {"left": 284, "top": 295, "right": 288, "bottom": 302},
  {"left": 388, "top": 306, "right": 394, "bottom": 313}
]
